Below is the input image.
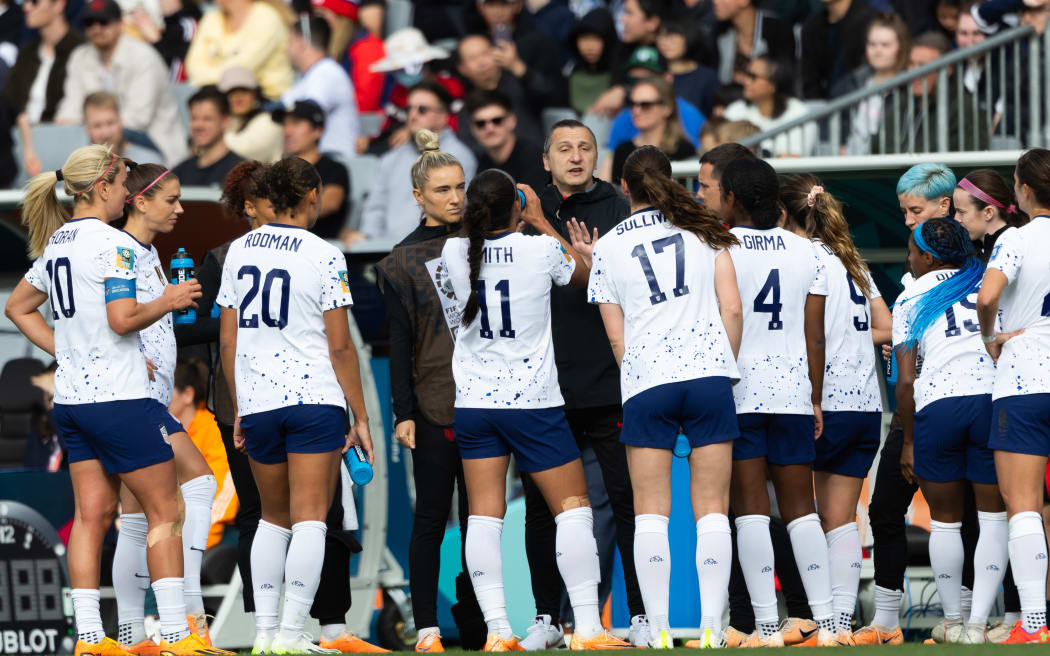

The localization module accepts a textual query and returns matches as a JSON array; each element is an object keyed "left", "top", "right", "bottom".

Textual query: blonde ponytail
[{"left": 410, "top": 129, "right": 463, "bottom": 191}]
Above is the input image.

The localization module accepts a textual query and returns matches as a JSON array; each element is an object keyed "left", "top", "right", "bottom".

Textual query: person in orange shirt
[{"left": 170, "top": 358, "right": 239, "bottom": 549}]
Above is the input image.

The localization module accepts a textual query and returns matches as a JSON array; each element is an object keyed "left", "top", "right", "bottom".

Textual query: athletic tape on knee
[
  {"left": 147, "top": 521, "right": 182, "bottom": 547},
  {"left": 561, "top": 495, "right": 590, "bottom": 511}
]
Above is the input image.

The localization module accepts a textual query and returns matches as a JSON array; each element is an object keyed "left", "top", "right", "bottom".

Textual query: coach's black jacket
[{"left": 531, "top": 178, "right": 629, "bottom": 409}]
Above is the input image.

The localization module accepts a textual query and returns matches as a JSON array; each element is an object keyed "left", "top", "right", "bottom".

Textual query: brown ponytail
[
  {"left": 460, "top": 169, "right": 517, "bottom": 325},
  {"left": 780, "top": 174, "right": 872, "bottom": 298},
  {"left": 622, "top": 146, "right": 737, "bottom": 250}
]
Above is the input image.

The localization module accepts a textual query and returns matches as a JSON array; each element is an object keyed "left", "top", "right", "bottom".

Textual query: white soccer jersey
[
  {"left": 441, "top": 232, "right": 575, "bottom": 409},
  {"left": 813, "top": 241, "right": 882, "bottom": 412},
  {"left": 217, "top": 224, "right": 354, "bottom": 416},
  {"left": 729, "top": 226, "right": 828, "bottom": 414},
  {"left": 987, "top": 216, "right": 1050, "bottom": 399},
  {"left": 24, "top": 218, "right": 149, "bottom": 405},
  {"left": 892, "top": 269, "right": 995, "bottom": 411},
  {"left": 587, "top": 209, "right": 739, "bottom": 402},
  {"left": 124, "top": 236, "right": 176, "bottom": 406}
]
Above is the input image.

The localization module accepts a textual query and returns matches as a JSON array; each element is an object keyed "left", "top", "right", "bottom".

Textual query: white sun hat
[{"left": 370, "top": 27, "right": 451, "bottom": 74}]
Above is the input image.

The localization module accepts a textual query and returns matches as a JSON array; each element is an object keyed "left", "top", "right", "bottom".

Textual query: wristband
[{"left": 981, "top": 333, "right": 997, "bottom": 343}]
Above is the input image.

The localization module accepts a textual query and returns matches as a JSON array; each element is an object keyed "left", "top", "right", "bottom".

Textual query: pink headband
[
  {"left": 126, "top": 169, "right": 171, "bottom": 204},
  {"left": 75, "top": 154, "right": 117, "bottom": 197},
  {"left": 958, "top": 177, "right": 1016, "bottom": 214}
]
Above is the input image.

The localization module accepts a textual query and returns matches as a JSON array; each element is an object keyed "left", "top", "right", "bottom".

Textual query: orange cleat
[
  {"left": 780, "top": 618, "right": 818, "bottom": 646},
  {"left": 158, "top": 633, "right": 236, "bottom": 655},
  {"left": 569, "top": 631, "right": 633, "bottom": 650},
  {"left": 737, "top": 631, "right": 784, "bottom": 648},
  {"left": 186, "top": 614, "right": 211, "bottom": 646},
  {"left": 415, "top": 632, "right": 444, "bottom": 653},
  {"left": 124, "top": 640, "right": 162, "bottom": 656},
  {"left": 1003, "top": 621, "right": 1050, "bottom": 644},
  {"left": 851, "top": 624, "right": 903, "bottom": 645},
  {"left": 482, "top": 634, "right": 524, "bottom": 652},
  {"left": 75, "top": 637, "right": 135, "bottom": 656},
  {"left": 319, "top": 633, "right": 390, "bottom": 653}
]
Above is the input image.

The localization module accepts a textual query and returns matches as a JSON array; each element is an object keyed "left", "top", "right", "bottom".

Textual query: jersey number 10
[{"left": 45, "top": 257, "right": 75, "bottom": 320}]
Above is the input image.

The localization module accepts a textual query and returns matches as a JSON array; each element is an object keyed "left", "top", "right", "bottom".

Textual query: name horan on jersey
[
  {"left": 48, "top": 228, "right": 79, "bottom": 246},
  {"left": 243, "top": 232, "right": 303, "bottom": 252}
]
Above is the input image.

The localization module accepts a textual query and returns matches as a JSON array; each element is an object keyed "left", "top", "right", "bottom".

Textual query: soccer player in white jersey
[
  {"left": 780, "top": 176, "right": 891, "bottom": 643},
  {"left": 441, "top": 169, "right": 630, "bottom": 652},
  {"left": 717, "top": 157, "right": 837, "bottom": 647},
  {"left": 587, "top": 146, "right": 742, "bottom": 649},
  {"left": 109, "top": 163, "right": 220, "bottom": 653},
  {"left": 894, "top": 218, "right": 1012, "bottom": 644},
  {"left": 3, "top": 145, "right": 223, "bottom": 656},
  {"left": 217, "top": 157, "right": 374, "bottom": 655},
  {"left": 977, "top": 148, "right": 1050, "bottom": 644}
]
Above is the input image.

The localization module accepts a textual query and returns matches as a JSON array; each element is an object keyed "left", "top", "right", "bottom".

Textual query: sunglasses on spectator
[
  {"left": 407, "top": 105, "right": 442, "bottom": 115},
  {"left": 628, "top": 99, "right": 662, "bottom": 111},
  {"left": 742, "top": 70, "right": 767, "bottom": 82},
  {"left": 473, "top": 115, "right": 507, "bottom": 128},
  {"left": 84, "top": 17, "right": 113, "bottom": 27}
]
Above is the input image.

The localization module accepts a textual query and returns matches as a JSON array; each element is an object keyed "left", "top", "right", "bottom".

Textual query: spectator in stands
[
  {"left": 127, "top": 0, "right": 201, "bottom": 83},
  {"left": 312, "top": 0, "right": 386, "bottom": 112},
  {"left": 468, "top": 0, "right": 565, "bottom": 88},
  {"left": 169, "top": 358, "right": 238, "bottom": 549},
  {"left": 274, "top": 100, "right": 351, "bottom": 240},
  {"left": 606, "top": 46, "right": 705, "bottom": 151},
  {"left": 357, "top": 0, "right": 385, "bottom": 41},
  {"left": 601, "top": 76, "right": 695, "bottom": 185},
  {"left": 699, "top": 115, "right": 726, "bottom": 152},
  {"left": 712, "top": 0, "right": 795, "bottom": 87},
  {"left": 83, "top": 91, "right": 164, "bottom": 163},
  {"left": 700, "top": 117, "right": 759, "bottom": 151},
  {"left": 800, "top": 0, "right": 878, "bottom": 100},
  {"left": 185, "top": 0, "right": 293, "bottom": 99},
  {"left": 3, "top": 0, "right": 82, "bottom": 178},
  {"left": 358, "top": 80, "right": 477, "bottom": 241},
  {"left": 657, "top": 22, "right": 719, "bottom": 117},
  {"left": 55, "top": 0, "right": 188, "bottom": 166},
  {"left": 24, "top": 361, "right": 65, "bottom": 472},
  {"left": 954, "top": 3, "right": 1005, "bottom": 130},
  {"left": 724, "top": 55, "right": 816, "bottom": 157},
  {"left": 454, "top": 33, "right": 547, "bottom": 156},
  {"left": 172, "top": 85, "right": 244, "bottom": 185},
  {"left": 219, "top": 66, "right": 283, "bottom": 163},
  {"left": 367, "top": 28, "right": 463, "bottom": 156},
  {"left": 586, "top": 0, "right": 660, "bottom": 116},
  {"left": 465, "top": 88, "right": 547, "bottom": 190},
  {"left": 877, "top": 31, "right": 988, "bottom": 153},
  {"left": 566, "top": 8, "right": 618, "bottom": 116},
  {"left": 836, "top": 12, "right": 910, "bottom": 155},
  {"left": 936, "top": 0, "right": 961, "bottom": 40},
  {"left": 695, "top": 141, "right": 755, "bottom": 218},
  {"left": 283, "top": 16, "right": 359, "bottom": 160}
]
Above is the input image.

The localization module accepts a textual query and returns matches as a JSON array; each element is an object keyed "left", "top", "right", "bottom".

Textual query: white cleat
[
  {"left": 650, "top": 629, "right": 673, "bottom": 649},
  {"left": 251, "top": 632, "right": 274, "bottom": 655},
  {"left": 519, "top": 615, "right": 565, "bottom": 651},
  {"left": 270, "top": 633, "right": 340, "bottom": 654},
  {"left": 628, "top": 616, "right": 650, "bottom": 648},
  {"left": 961, "top": 624, "right": 987, "bottom": 644}
]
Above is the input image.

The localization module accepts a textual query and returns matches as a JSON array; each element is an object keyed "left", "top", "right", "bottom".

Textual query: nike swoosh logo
[
  {"left": 880, "top": 636, "right": 897, "bottom": 644},
  {"left": 798, "top": 628, "right": 817, "bottom": 640},
  {"left": 134, "top": 573, "right": 150, "bottom": 578},
  {"left": 189, "top": 546, "right": 206, "bottom": 553}
]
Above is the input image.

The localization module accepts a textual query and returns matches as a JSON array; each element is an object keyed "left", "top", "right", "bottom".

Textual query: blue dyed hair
[
  {"left": 903, "top": 218, "right": 985, "bottom": 346},
  {"left": 896, "top": 163, "right": 957, "bottom": 199}
]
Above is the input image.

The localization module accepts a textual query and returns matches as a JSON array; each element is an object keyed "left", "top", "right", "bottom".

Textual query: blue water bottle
[
  {"left": 673, "top": 433, "right": 691, "bottom": 458},
  {"left": 343, "top": 445, "right": 373, "bottom": 485},
  {"left": 170, "top": 248, "right": 196, "bottom": 325}
]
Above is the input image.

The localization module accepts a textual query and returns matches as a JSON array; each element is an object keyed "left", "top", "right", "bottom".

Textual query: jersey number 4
[
  {"left": 631, "top": 234, "right": 690, "bottom": 306},
  {"left": 238, "top": 265, "right": 290, "bottom": 329},
  {"left": 477, "top": 279, "right": 514, "bottom": 339},
  {"left": 754, "top": 269, "right": 783, "bottom": 330}
]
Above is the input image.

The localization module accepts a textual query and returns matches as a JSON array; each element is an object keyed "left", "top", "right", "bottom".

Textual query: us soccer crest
[
  {"left": 339, "top": 270, "right": 350, "bottom": 293},
  {"left": 116, "top": 247, "right": 135, "bottom": 270}
]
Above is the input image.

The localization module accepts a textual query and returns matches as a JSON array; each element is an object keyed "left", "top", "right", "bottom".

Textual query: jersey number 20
[
  {"left": 238, "top": 265, "right": 290, "bottom": 329},
  {"left": 631, "top": 234, "right": 690, "bottom": 306}
]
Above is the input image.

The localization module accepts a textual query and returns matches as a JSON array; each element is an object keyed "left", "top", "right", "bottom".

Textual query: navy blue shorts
[
  {"left": 621, "top": 377, "right": 738, "bottom": 450},
  {"left": 914, "top": 394, "right": 996, "bottom": 484},
  {"left": 241, "top": 404, "right": 347, "bottom": 465},
  {"left": 814, "top": 411, "right": 881, "bottom": 478},
  {"left": 53, "top": 398, "right": 175, "bottom": 474},
  {"left": 148, "top": 399, "right": 185, "bottom": 437},
  {"left": 454, "top": 407, "right": 581, "bottom": 473},
  {"left": 733, "top": 413, "right": 816, "bottom": 465},
  {"left": 990, "top": 393, "right": 1050, "bottom": 457}
]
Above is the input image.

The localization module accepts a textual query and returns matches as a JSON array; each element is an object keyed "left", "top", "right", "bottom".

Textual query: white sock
[
  {"left": 251, "top": 520, "right": 291, "bottom": 632},
  {"left": 1008, "top": 511, "right": 1049, "bottom": 633},
  {"left": 180, "top": 475, "right": 216, "bottom": 615},
  {"left": 114, "top": 513, "right": 149, "bottom": 645},
  {"left": 735, "top": 514, "right": 778, "bottom": 632},
  {"left": 466, "top": 515, "right": 512, "bottom": 638},
  {"left": 279, "top": 520, "right": 327, "bottom": 640},
  {"left": 1004, "top": 611, "right": 1021, "bottom": 626},
  {"left": 696, "top": 513, "right": 732, "bottom": 633},
  {"left": 71, "top": 588, "right": 105, "bottom": 643},
  {"left": 633, "top": 514, "right": 671, "bottom": 633},
  {"left": 826, "top": 522, "right": 861, "bottom": 632},
  {"left": 320, "top": 623, "right": 346, "bottom": 641},
  {"left": 928, "top": 520, "right": 964, "bottom": 622},
  {"left": 786, "top": 513, "right": 834, "bottom": 629},
  {"left": 873, "top": 585, "right": 902, "bottom": 629},
  {"left": 960, "top": 587, "right": 973, "bottom": 625},
  {"left": 970, "top": 511, "right": 1008, "bottom": 627},
  {"left": 554, "top": 507, "right": 603, "bottom": 638},
  {"left": 152, "top": 577, "right": 190, "bottom": 643}
]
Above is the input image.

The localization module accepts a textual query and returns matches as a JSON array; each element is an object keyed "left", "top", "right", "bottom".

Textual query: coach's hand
[
  {"left": 900, "top": 439, "right": 917, "bottom": 484},
  {"left": 395, "top": 419, "right": 416, "bottom": 449},
  {"left": 233, "top": 416, "right": 246, "bottom": 453},
  {"left": 348, "top": 419, "right": 374, "bottom": 465}
]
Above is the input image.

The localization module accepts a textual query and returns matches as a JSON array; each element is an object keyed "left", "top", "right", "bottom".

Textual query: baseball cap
[
  {"left": 272, "top": 100, "right": 326, "bottom": 128},
  {"left": 311, "top": 0, "right": 358, "bottom": 20},
  {"left": 217, "top": 67, "right": 259, "bottom": 93},
  {"left": 625, "top": 45, "right": 664, "bottom": 75},
  {"left": 83, "top": 0, "right": 122, "bottom": 23}
]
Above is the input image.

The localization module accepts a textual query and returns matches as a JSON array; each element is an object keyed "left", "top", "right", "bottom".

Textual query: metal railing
[{"left": 739, "top": 18, "right": 1050, "bottom": 155}]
